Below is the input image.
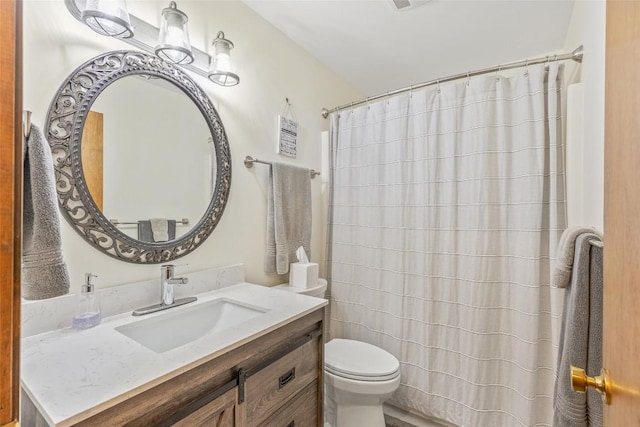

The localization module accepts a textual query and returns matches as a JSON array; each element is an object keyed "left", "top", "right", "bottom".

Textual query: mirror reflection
[{"left": 81, "top": 76, "right": 216, "bottom": 242}]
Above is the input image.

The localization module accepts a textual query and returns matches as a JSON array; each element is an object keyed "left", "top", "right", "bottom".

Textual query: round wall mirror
[{"left": 46, "top": 51, "right": 231, "bottom": 263}]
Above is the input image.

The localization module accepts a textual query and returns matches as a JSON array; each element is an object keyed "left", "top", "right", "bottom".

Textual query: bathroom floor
[
  {"left": 384, "top": 412, "right": 452, "bottom": 427},
  {"left": 385, "top": 415, "right": 415, "bottom": 427}
]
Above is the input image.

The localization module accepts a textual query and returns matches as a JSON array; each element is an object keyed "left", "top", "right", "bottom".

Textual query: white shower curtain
[{"left": 328, "top": 63, "right": 566, "bottom": 427}]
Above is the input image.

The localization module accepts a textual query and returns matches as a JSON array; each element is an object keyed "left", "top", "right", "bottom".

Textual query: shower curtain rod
[{"left": 321, "top": 45, "right": 583, "bottom": 119}]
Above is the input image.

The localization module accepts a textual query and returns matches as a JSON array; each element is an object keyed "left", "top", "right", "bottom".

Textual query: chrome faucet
[
  {"left": 161, "top": 264, "right": 189, "bottom": 305},
  {"left": 132, "top": 264, "right": 197, "bottom": 316}
]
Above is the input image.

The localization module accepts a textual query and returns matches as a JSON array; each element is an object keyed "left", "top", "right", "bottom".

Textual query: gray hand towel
[
  {"left": 265, "top": 163, "right": 311, "bottom": 275},
  {"left": 553, "top": 233, "right": 603, "bottom": 427},
  {"left": 552, "top": 227, "right": 603, "bottom": 288},
  {"left": 22, "top": 124, "right": 70, "bottom": 300}
]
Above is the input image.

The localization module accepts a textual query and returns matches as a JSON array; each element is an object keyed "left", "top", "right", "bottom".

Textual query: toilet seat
[{"left": 325, "top": 339, "right": 400, "bottom": 382}]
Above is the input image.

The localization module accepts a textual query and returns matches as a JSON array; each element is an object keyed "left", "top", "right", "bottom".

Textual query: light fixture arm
[{"left": 64, "top": 0, "right": 212, "bottom": 80}]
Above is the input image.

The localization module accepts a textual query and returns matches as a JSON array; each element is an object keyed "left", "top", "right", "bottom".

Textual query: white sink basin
[{"left": 115, "top": 298, "right": 268, "bottom": 353}]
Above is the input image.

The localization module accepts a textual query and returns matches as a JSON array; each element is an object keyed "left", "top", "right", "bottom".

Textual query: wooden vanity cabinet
[
  {"left": 66, "top": 309, "right": 324, "bottom": 427},
  {"left": 171, "top": 387, "right": 238, "bottom": 427}
]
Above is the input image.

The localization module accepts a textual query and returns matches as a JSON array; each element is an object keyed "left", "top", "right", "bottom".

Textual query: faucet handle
[
  {"left": 161, "top": 263, "right": 188, "bottom": 269},
  {"left": 161, "top": 263, "right": 188, "bottom": 274}
]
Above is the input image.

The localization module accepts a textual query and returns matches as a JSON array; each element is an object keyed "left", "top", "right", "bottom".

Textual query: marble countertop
[{"left": 21, "top": 283, "right": 327, "bottom": 426}]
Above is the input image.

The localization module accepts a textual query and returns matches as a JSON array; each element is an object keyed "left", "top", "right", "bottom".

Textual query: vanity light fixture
[
  {"left": 208, "top": 31, "right": 240, "bottom": 86},
  {"left": 81, "top": 0, "right": 134, "bottom": 38},
  {"left": 64, "top": 0, "right": 240, "bottom": 86},
  {"left": 155, "top": 1, "right": 194, "bottom": 65}
]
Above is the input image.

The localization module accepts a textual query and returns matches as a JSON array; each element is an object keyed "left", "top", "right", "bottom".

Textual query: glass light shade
[
  {"left": 155, "top": 1, "right": 194, "bottom": 65},
  {"left": 208, "top": 32, "right": 239, "bottom": 86},
  {"left": 81, "top": 0, "right": 134, "bottom": 39}
]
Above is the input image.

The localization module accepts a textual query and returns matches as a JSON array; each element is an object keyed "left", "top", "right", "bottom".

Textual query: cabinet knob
[{"left": 570, "top": 365, "right": 612, "bottom": 404}]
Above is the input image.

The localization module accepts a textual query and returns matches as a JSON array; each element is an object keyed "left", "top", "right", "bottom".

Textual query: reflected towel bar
[
  {"left": 244, "top": 155, "right": 320, "bottom": 179},
  {"left": 110, "top": 218, "right": 190, "bottom": 226}
]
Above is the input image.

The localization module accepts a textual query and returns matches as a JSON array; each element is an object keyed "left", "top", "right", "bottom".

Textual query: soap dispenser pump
[{"left": 72, "top": 273, "right": 102, "bottom": 329}]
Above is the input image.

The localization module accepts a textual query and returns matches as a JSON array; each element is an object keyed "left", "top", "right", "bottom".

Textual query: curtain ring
[
  {"left": 436, "top": 79, "right": 441, "bottom": 93},
  {"left": 466, "top": 72, "right": 471, "bottom": 87},
  {"left": 496, "top": 66, "right": 502, "bottom": 82},
  {"left": 524, "top": 59, "right": 530, "bottom": 76},
  {"left": 366, "top": 97, "right": 370, "bottom": 110},
  {"left": 409, "top": 85, "right": 413, "bottom": 98},
  {"left": 387, "top": 91, "right": 390, "bottom": 104}
]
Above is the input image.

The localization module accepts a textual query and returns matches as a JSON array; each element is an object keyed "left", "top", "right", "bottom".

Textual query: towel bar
[
  {"left": 24, "top": 110, "right": 32, "bottom": 139},
  {"left": 110, "top": 218, "right": 190, "bottom": 226},
  {"left": 589, "top": 239, "right": 604, "bottom": 248},
  {"left": 244, "top": 155, "right": 320, "bottom": 179}
]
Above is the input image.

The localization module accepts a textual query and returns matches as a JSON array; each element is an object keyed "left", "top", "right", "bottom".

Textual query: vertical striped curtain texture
[{"left": 328, "top": 63, "right": 566, "bottom": 426}]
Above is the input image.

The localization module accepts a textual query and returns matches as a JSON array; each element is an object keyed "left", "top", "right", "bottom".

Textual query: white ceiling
[{"left": 243, "top": 0, "right": 576, "bottom": 97}]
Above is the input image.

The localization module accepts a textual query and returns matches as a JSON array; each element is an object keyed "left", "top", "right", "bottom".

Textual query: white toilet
[{"left": 274, "top": 281, "right": 401, "bottom": 427}]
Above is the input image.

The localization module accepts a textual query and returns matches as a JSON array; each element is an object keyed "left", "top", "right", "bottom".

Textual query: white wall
[
  {"left": 563, "top": 0, "right": 606, "bottom": 231},
  {"left": 23, "top": 0, "right": 362, "bottom": 292}
]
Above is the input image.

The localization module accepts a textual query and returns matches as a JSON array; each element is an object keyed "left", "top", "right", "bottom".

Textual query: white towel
[
  {"left": 150, "top": 218, "right": 169, "bottom": 242},
  {"left": 265, "top": 163, "right": 312, "bottom": 275},
  {"left": 552, "top": 226, "right": 603, "bottom": 288},
  {"left": 22, "top": 124, "right": 70, "bottom": 300}
]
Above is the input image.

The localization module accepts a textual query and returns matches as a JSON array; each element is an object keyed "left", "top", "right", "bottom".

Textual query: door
[
  {"left": 604, "top": 0, "right": 640, "bottom": 424},
  {"left": 81, "top": 111, "right": 104, "bottom": 211},
  {"left": 0, "top": 0, "right": 22, "bottom": 426}
]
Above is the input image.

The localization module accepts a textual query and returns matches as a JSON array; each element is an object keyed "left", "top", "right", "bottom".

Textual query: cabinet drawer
[
  {"left": 245, "top": 338, "right": 319, "bottom": 424},
  {"left": 259, "top": 381, "right": 318, "bottom": 427}
]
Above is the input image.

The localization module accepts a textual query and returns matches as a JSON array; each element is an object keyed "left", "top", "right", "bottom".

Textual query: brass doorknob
[{"left": 570, "top": 365, "right": 612, "bottom": 405}]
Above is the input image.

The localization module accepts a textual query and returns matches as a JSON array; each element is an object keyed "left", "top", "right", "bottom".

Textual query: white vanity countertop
[{"left": 21, "top": 283, "right": 327, "bottom": 427}]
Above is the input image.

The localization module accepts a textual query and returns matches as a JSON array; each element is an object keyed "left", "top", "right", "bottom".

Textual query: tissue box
[{"left": 289, "top": 262, "right": 319, "bottom": 289}]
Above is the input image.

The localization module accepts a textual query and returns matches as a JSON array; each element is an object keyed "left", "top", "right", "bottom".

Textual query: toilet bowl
[
  {"left": 324, "top": 338, "right": 401, "bottom": 427},
  {"left": 274, "top": 281, "right": 401, "bottom": 427}
]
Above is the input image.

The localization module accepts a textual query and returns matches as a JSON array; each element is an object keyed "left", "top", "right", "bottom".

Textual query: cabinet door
[
  {"left": 172, "top": 387, "right": 238, "bottom": 427},
  {"left": 259, "top": 381, "right": 318, "bottom": 427}
]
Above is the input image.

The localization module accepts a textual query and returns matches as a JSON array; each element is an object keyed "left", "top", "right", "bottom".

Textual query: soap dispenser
[{"left": 72, "top": 273, "right": 102, "bottom": 329}]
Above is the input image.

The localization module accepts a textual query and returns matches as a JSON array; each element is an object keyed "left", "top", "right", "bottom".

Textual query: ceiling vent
[{"left": 388, "top": 0, "right": 430, "bottom": 11}]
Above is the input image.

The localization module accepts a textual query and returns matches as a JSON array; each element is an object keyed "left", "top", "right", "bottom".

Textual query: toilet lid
[{"left": 325, "top": 339, "right": 400, "bottom": 381}]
